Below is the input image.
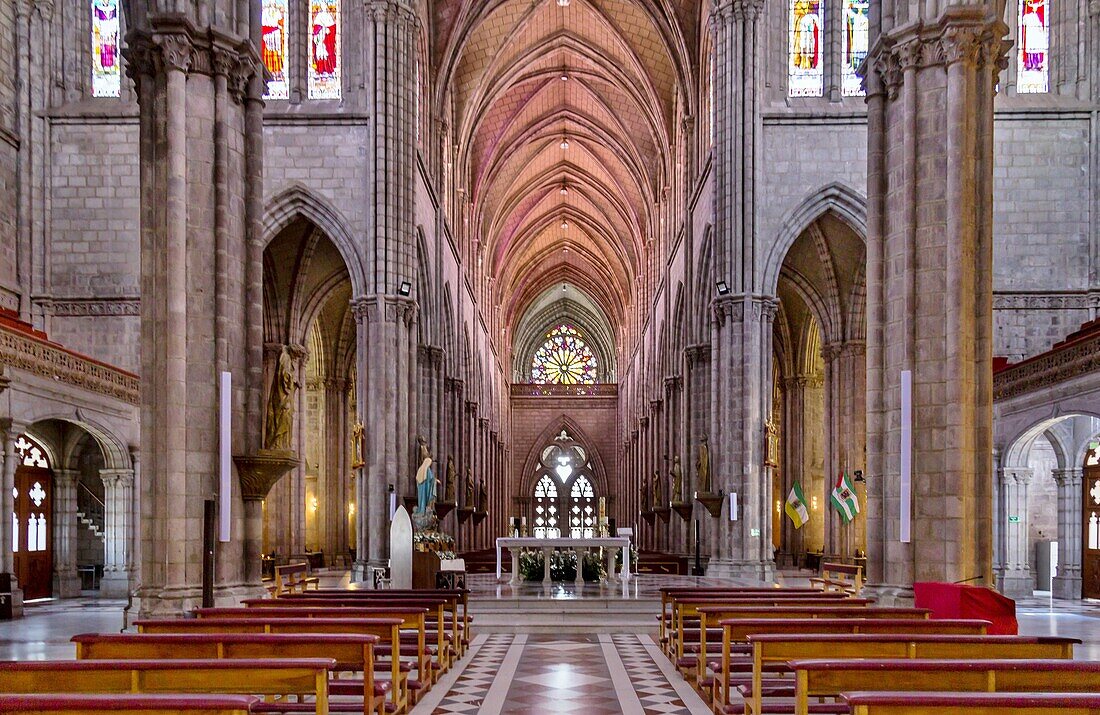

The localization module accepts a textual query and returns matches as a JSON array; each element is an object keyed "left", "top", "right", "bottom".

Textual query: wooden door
[
  {"left": 1084, "top": 443, "right": 1100, "bottom": 599},
  {"left": 12, "top": 466, "right": 53, "bottom": 600}
]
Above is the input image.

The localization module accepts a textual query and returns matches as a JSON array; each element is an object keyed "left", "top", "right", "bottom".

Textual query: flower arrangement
[
  {"left": 518, "top": 548, "right": 607, "bottom": 582},
  {"left": 413, "top": 529, "right": 455, "bottom": 553}
]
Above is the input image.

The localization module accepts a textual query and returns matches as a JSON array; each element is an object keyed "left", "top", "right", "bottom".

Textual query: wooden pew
[
  {"left": 809, "top": 563, "right": 863, "bottom": 595},
  {"left": 277, "top": 590, "right": 471, "bottom": 659},
  {"left": 670, "top": 599, "right": 887, "bottom": 675},
  {"left": 705, "top": 618, "right": 989, "bottom": 709},
  {"left": 71, "top": 633, "right": 391, "bottom": 715},
  {"left": 788, "top": 659, "right": 1100, "bottom": 715},
  {"left": 691, "top": 605, "right": 928, "bottom": 681},
  {"left": 274, "top": 563, "right": 320, "bottom": 596},
  {"left": 659, "top": 590, "right": 851, "bottom": 656},
  {"left": 0, "top": 694, "right": 262, "bottom": 714},
  {"left": 741, "top": 635, "right": 1080, "bottom": 715},
  {"left": 0, "top": 659, "right": 334, "bottom": 715},
  {"left": 842, "top": 692, "right": 1100, "bottom": 715},
  {"left": 670, "top": 598, "right": 877, "bottom": 667},
  {"left": 242, "top": 598, "right": 452, "bottom": 673},
  {"left": 134, "top": 617, "right": 415, "bottom": 703}
]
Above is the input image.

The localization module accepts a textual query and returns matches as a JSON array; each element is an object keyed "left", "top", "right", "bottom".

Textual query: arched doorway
[
  {"left": 12, "top": 435, "right": 53, "bottom": 600},
  {"left": 530, "top": 431, "right": 599, "bottom": 539},
  {"left": 1084, "top": 440, "right": 1100, "bottom": 598}
]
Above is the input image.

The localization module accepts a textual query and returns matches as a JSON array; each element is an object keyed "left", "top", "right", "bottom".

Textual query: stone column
[
  {"left": 1052, "top": 467, "right": 1084, "bottom": 599},
  {"left": 823, "top": 341, "right": 867, "bottom": 557},
  {"left": 1, "top": 421, "right": 24, "bottom": 612},
  {"left": 998, "top": 468, "right": 1034, "bottom": 596},
  {"left": 51, "top": 469, "right": 82, "bottom": 598},
  {"left": 126, "top": 11, "right": 261, "bottom": 615},
  {"left": 323, "top": 377, "right": 349, "bottom": 560},
  {"left": 863, "top": 5, "right": 1009, "bottom": 603},
  {"left": 782, "top": 377, "right": 807, "bottom": 560},
  {"left": 100, "top": 469, "right": 135, "bottom": 598}
]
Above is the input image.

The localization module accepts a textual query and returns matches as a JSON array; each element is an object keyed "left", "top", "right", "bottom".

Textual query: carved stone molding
[
  {"left": 994, "top": 331, "right": 1100, "bottom": 401},
  {"left": 0, "top": 324, "right": 139, "bottom": 405},
  {"left": 352, "top": 295, "right": 418, "bottom": 327},
  {"left": 993, "top": 293, "right": 1089, "bottom": 310},
  {"left": 49, "top": 298, "right": 140, "bottom": 317}
]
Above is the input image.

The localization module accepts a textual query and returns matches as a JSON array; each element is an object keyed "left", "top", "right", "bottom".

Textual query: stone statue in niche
[
  {"left": 639, "top": 481, "right": 649, "bottom": 511},
  {"left": 350, "top": 420, "right": 365, "bottom": 468},
  {"left": 464, "top": 466, "right": 475, "bottom": 508},
  {"left": 477, "top": 479, "right": 488, "bottom": 512},
  {"left": 414, "top": 436, "right": 436, "bottom": 515},
  {"left": 670, "top": 455, "right": 684, "bottom": 504},
  {"left": 444, "top": 455, "right": 457, "bottom": 503},
  {"left": 652, "top": 469, "right": 662, "bottom": 507},
  {"left": 264, "top": 346, "right": 299, "bottom": 451},
  {"left": 696, "top": 435, "right": 711, "bottom": 494}
]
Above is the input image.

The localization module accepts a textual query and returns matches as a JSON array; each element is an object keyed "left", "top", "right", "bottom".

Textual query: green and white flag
[
  {"left": 784, "top": 482, "right": 809, "bottom": 529},
  {"left": 830, "top": 472, "right": 860, "bottom": 524}
]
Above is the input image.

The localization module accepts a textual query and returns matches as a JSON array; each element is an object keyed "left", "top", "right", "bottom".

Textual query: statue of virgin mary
[{"left": 414, "top": 436, "right": 436, "bottom": 515}]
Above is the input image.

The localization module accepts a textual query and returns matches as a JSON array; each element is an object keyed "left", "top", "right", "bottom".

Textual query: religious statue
[
  {"left": 444, "top": 455, "right": 457, "bottom": 503},
  {"left": 414, "top": 436, "right": 436, "bottom": 515},
  {"left": 652, "top": 469, "right": 663, "bottom": 508},
  {"left": 670, "top": 455, "right": 684, "bottom": 504},
  {"left": 696, "top": 435, "right": 711, "bottom": 494},
  {"left": 350, "top": 420, "right": 365, "bottom": 469},
  {"left": 263, "top": 346, "right": 299, "bottom": 451},
  {"left": 477, "top": 479, "right": 487, "bottom": 512},
  {"left": 464, "top": 466, "right": 475, "bottom": 508},
  {"left": 639, "top": 481, "right": 648, "bottom": 511}
]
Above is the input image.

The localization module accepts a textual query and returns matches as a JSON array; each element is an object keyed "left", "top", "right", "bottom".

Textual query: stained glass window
[
  {"left": 530, "top": 325, "right": 598, "bottom": 385},
  {"left": 91, "top": 0, "right": 121, "bottom": 97},
  {"left": 789, "top": 0, "right": 823, "bottom": 97},
  {"left": 533, "top": 475, "right": 559, "bottom": 538},
  {"left": 1017, "top": 0, "right": 1049, "bottom": 93},
  {"left": 262, "top": 0, "right": 290, "bottom": 100},
  {"left": 569, "top": 475, "right": 595, "bottom": 538},
  {"left": 841, "top": 0, "right": 869, "bottom": 96},
  {"left": 308, "top": 0, "right": 341, "bottom": 99}
]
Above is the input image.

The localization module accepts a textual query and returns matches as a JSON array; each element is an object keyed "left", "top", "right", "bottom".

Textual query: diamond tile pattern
[
  {"left": 502, "top": 634, "right": 622, "bottom": 714},
  {"left": 612, "top": 633, "right": 695, "bottom": 714},
  {"left": 430, "top": 634, "right": 514, "bottom": 714}
]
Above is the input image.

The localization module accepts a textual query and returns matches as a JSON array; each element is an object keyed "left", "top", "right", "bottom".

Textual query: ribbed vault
[{"left": 435, "top": 0, "right": 696, "bottom": 376}]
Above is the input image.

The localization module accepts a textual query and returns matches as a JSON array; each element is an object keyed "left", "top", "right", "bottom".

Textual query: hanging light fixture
[
  {"left": 560, "top": 183, "right": 569, "bottom": 196},
  {"left": 561, "top": 219, "right": 569, "bottom": 230},
  {"left": 560, "top": 135, "right": 570, "bottom": 150},
  {"left": 558, "top": 0, "right": 570, "bottom": 6}
]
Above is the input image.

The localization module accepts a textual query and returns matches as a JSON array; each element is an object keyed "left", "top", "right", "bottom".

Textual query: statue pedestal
[
  {"left": 694, "top": 491, "right": 724, "bottom": 518},
  {"left": 457, "top": 507, "right": 474, "bottom": 524},
  {"left": 435, "top": 501, "right": 456, "bottom": 520},
  {"left": 653, "top": 506, "right": 671, "bottom": 523},
  {"left": 640, "top": 510, "right": 655, "bottom": 525},
  {"left": 473, "top": 510, "right": 488, "bottom": 526},
  {"left": 670, "top": 502, "right": 693, "bottom": 521},
  {"left": 233, "top": 450, "right": 299, "bottom": 501}
]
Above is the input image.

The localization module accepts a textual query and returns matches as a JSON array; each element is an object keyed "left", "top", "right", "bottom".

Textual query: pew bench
[
  {"left": 0, "top": 694, "right": 262, "bottom": 715},
  {"left": 0, "top": 659, "right": 335, "bottom": 715},
  {"left": 71, "top": 632, "right": 392, "bottom": 715},
  {"left": 738, "top": 635, "right": 1080, "bottom": 715},
  {"left": 841, "top": 692, "right": 1100, "bottom": 715},
  {"left": 785, "top": 659, "right": 1100, "bottom": 715},
  {"left": 274, "top": 563, "right": 320, "bottom": 596},
  {"left": 809, "top": 563, "right": 863, "bottom": 596},
  {"left": 704, "top": 618, "right": 990, "bottom": 710}
]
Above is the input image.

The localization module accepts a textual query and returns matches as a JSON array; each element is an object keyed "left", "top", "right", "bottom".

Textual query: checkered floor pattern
[
  {"left": 612, "top": 633, "right": 697, "bottom": 714},
  {"left": 430, "top": 634, "right": 514, "bottom": 714}
]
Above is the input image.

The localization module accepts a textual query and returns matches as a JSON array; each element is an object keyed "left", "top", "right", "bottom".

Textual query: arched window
[
  {"left": 530, "top": 325, "right": 598, "bottom": 385},
  {"left": 1017, "top": 0, "right": 1049, "bottom": 94},
  {"left": 91, "top": 0, "right": 121, "bottom": 97},
  {"left": 308, "top": 0, "right": 341, "bottom": 99},
  {"left": 262, "top": 0, "right": 290, "bottom": 99},
  {"left": 531, "top": 430, "right": 599, "bottom": 538},
  {"left": 841, "top": 0, "right": 869, "bottom": 96},
  {"left": 15, "top": 436, "right": 49, "bottom": 469},
  {"left": 788, "top": 0, "right": 823, "bottom": 97}
]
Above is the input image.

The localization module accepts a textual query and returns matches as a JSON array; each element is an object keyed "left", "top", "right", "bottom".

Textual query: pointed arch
[{"left": 518, "top": 415, "right": 610, "bottom": 499}]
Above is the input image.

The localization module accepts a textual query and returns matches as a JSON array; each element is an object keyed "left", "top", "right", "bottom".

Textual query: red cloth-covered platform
[{"left": 913, "top": 582, "right": 1018, "bottom": 635}]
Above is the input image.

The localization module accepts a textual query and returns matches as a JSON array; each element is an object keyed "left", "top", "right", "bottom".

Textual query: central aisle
[{"left": 412, "top": 632, "right": 710, "bottom": 714}]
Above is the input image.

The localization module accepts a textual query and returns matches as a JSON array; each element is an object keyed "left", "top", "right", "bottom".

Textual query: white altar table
[{"left": 495, "top": 537, "right": 632, "bottom": 584}]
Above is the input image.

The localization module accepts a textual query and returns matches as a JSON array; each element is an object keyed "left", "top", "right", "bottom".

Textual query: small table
[{"left": 495, "top": 536, "right": 632, "bottom": 584}]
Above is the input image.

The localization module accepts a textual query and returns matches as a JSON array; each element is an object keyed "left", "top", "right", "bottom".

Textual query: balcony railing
[{"left": 510, "top": 383, "right": 618, "bottom": 397}]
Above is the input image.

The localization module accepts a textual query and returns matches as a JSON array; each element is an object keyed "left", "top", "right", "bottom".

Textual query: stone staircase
[
  {"left": 77, "top": 482, "right": 105, "bottom": 540},
  {"left": 469, "top": 595, "right": 659, "bottom": 633}
]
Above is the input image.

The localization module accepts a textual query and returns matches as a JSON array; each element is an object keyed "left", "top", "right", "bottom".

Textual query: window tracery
[
  {"left": 531, "top": 431, "right": 599, "bottom": 539},
  {"left": 530, "top": 325, "right": 598, "bottom": 385}
]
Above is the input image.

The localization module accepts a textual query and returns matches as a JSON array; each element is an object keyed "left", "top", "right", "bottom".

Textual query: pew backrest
[
  {"left": 0, "top": 694, "right": 261, "bottom": 714},
  {"left": 274, "top": 562, "right": 319, "bottom": 597},
  {"left": 842, "top": 691, "right": 1100, "bottom": 715},
  {"left": 811, "top": 562, "right": 863, "bottom": 595}
]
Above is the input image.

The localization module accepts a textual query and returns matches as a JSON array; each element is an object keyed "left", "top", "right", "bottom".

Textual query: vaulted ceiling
[{"left": 433, "top": 0, "right": 699, "bottom": 369}]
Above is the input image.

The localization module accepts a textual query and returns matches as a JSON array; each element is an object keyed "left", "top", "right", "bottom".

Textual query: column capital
[
  {"left": 1000, "top": 467, "right": 1034, "bottom": 486},
  {"left": 100, "top": 468, "right": 135, "bottom": 487},
  {"left": 352, "top": 295, "right": 418, "bottom": 328},
  {"left": 1052, "top": 467, "right": 1083, "bottom": 487}
]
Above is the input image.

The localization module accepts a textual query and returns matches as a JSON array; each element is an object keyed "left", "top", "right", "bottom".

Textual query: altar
[{"left": 495, "top": 537, "right": 632, "bottom": 584}]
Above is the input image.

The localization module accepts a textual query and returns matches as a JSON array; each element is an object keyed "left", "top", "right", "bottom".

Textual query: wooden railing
[{"left": 509, "top": 383, "right": 618, "bottom": 397}]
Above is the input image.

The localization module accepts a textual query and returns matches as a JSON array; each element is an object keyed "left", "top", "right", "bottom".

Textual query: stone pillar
[
  {"left": 51, "top": 469, "right": 82, "bottom": 598},
  {"left": 863, "top": 5, "right": 1009, "bottom": 603},
  {"left": 998, "top": 468, "right": 1034, "bottom": 596},
  {"left": 100, "top": 469, "right": 135, "bottom": 598},
  {"left": 126, "top": 11, "right": 261, "bottom": 615},
  {"left": 823, "top": 341, "right": 867, "bottom": 557},
  {"left": 323, "top": 377, "right": 349, "bottom": 561},
  {"left": 1052, "top": 468, "right": 1084, "bottom": 599},
  {"left": 708, "top": 297, "right": 777, "bottom": 579},
  {"left": 782, "top": 377, "right": 807, "bottom": 559},
  {"left": 1, "top": 421, "right": 25, "bottom": 613}
]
